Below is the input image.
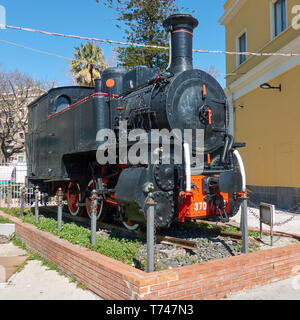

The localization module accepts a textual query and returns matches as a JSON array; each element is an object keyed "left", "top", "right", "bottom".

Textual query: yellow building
[{"left": 220, "top": 0, "right": 300, "bottom": 208}]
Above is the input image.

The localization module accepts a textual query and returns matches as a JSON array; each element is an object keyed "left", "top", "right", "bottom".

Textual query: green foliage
[
  {"left": 4, "top": 208, "right": 141, "bottom": 266},
  {"left": 0, "top": 216, "right": 11, "bottom": 224},
  {"left": 69, "top": 274, "right": 76, "bottom": 283},
  {"left": 100, "top": 0, "right": 183, "bottom": 70},
  {"left": 1, "top": 207, "right": 20, "bottom": 216},
  {"left": 70, "top": 42, "right": 107, "bottom": 86},
  {"left": 182, "top": 221, "right": 222, "bottom": 233},
  {"left": 11, "top": 234, "right": 27, "bottom": 251}
]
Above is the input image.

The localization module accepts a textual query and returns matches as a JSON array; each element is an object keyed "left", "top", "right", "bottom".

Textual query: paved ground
[
  {"left": 0, "top": 242, "right": 101, "bottom": 300},
  {"left": 222, "top": 277, "right": 300, "bottom": 300},
  {"left": 222, "top": 206, "right": 300, "bottom": 300}
]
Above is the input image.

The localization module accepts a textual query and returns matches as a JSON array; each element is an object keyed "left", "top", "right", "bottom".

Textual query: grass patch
[
  {"left": 2, "top": 207, "right": 142, "bottom": 267},
  {"left": 1, "top": 207, "right": 32, "bottom": 217},
  {"left": 184, "top": 220, "right": 266, "bottom": 239},
  {"left": 182, "top": 221, "right": 222, "bottom": 233},
  {"left": 0, "top": 216, "right": 12, "bottom": 224}
]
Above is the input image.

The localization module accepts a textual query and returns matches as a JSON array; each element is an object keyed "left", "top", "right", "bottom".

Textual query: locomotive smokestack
[{"left": 163, "top": 13, "right": 198, "bottom": 74}]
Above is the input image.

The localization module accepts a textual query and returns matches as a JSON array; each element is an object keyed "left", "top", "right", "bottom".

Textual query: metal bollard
[
  {"left": 90, "top": 190, "right": 98, "bottom": 247},
  {"left": 146, "top": 196, "right": 156, "bottom": 273},
  {"left": 240, "top": 192, "right": 249, "bottom": 254},
  {"left": 7, "top": 184, "right": 11, "bottom": 210},
  {"left": 34, "top": 186, "right": 39, "bottom": 223},
  {"left": 57, "top": 188, "right": 64, "bottom": 231},
  {"left": 20, "top": 187, "right": 26, "bottom": 217}
]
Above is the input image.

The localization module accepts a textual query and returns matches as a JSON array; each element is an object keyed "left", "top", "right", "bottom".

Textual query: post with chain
[
  {"left": 146, "top": 195, "right": 156, "bottom": 273},
  {"left": 240, "top": 191, "right": 249, "bottom": 254},
  {"left": 7, "top": 184, "right": 11, "bottom": 210},
  {"left": 20, "top": 187, "right": 26, "bottom": 217},
  {"left": 56, "top": 188, "right": 64, "bottom": 231},
  {"left": 34, "top": 186, "right": 39, "bottom": 223},
  {"left": 90, "top": 190, "right": 98, "bottom": 247}
]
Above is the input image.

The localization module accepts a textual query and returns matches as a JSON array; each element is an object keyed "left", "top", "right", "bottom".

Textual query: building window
[
  {"left": 271, "top": 0, "right": 287, "bottom": 38},
  {"left": 237, "top": 33, "right": 247, "bottom": 66},
  {"left": 18, "top": 156, "right": 24, "bottom": 162}
]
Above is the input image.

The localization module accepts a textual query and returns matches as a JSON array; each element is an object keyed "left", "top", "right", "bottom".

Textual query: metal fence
[{"left": 0, "top": 161, "right": 32, "bottom": 208}]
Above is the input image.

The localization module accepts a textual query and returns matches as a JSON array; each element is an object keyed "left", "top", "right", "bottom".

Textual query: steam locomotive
[{"left": 26, "top": 13, "right": 244, "bottom": 229}]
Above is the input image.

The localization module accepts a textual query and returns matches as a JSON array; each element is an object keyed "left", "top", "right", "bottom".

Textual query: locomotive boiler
[{"left": 26, "top": 13, "right": 245, "bottom": 230}]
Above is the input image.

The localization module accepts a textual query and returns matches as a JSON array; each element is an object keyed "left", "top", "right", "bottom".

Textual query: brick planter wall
[{"left": 1, "top": 211, "right": 300, "bottom": 300}]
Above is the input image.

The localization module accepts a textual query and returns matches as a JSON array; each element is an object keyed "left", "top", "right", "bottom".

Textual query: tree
[
  {"left": 70, "top": 42, "right": 107, "bottom": 87},
  {"left": 205, "top": 65, "right": 221, "bottom": 79},
  {"left": 97, "top": 0, "right": 181, "bottom": 70},
  {"left": 0, "top": 70, "right": 55, "bottom": 162}
]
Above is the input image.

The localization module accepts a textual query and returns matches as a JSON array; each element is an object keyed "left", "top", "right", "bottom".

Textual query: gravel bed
[{"left": 96, "top": 224, "right": 242, "bottom": 271}]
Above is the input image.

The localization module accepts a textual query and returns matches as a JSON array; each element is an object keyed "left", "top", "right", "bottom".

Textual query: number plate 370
[{"left": 194, "top": 202, "right": 207, "bottom": 211}]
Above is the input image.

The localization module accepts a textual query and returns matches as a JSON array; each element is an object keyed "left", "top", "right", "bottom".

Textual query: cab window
[{"left": 55, "top": 95, "right": 71, "bottom": 112}]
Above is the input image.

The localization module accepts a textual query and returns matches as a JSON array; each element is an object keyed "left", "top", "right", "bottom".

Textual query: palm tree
[{"left": 70, "top": 42, "right": 107, "bottom": 87}]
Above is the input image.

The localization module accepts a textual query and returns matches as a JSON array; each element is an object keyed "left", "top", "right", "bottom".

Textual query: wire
[
  {"left": 5, "top": 24, "right": 300, "bottom": 57},
  {"left": 5, "top": 25, "right": 167, "bottom": 50},
  {"left": 0, "top": 39, "right": 72, "bottom": 61}
]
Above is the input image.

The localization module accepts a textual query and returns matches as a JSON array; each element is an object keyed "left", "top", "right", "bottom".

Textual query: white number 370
[{"left": 194, "top": 202, "right": 207, "bottom": 211}]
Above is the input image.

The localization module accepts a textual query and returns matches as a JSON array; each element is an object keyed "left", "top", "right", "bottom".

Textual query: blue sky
[{"left": 0, "top": 0, "right": 227, "bottom": 86}]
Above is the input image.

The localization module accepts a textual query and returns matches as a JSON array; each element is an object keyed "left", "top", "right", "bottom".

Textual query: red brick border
[{"left": 1, "top": 211, "right": 300, "bottom": 300}]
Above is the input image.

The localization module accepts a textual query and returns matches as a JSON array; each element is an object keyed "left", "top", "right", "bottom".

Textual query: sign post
[{"left": 259, "top": 203, "right": 275, "bottom": 246}]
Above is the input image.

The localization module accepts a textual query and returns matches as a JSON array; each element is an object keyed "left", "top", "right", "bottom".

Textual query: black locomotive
[{"left": 26, "top": 13, "right": 244, "bottom": 229}]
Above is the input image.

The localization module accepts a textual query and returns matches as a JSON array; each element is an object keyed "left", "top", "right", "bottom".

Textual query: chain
[{"left": 247, "top": 199, "right": 298, "bottom": 227}]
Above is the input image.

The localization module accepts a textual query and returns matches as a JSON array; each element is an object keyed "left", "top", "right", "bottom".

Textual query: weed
[
  {"left": 3, "top": 207, "right": 142, "bottom": 267},
  {"left": 76, "top": 282, "right": 89, "bottom": 290},
  {"left": 234, "top": 243, "right": 242, "bottom": 252},
  {"left": 69, "top": 274, "right": 76, "bottom": 283},
  {"left": 0, "top": 216, "right": 11, "bottom": 224}
]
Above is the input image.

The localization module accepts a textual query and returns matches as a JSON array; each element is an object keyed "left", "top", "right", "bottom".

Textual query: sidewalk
[
  {"left": 222, "top": 276, "right": 300, "bottom": 300},
  {"left": 0, "top": 241, "right": 101, "bottom": 300},
  {"left": 223, "top": 206, "right": 300, "bottom": 300}
]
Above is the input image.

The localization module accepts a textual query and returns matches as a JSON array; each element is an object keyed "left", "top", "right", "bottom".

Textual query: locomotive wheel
[
  {"left": 85, "top": 179, "right": 105, "bottom": 221},
  {"left": 67, "top": 182, "right": 84, "bottom": 216}
]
